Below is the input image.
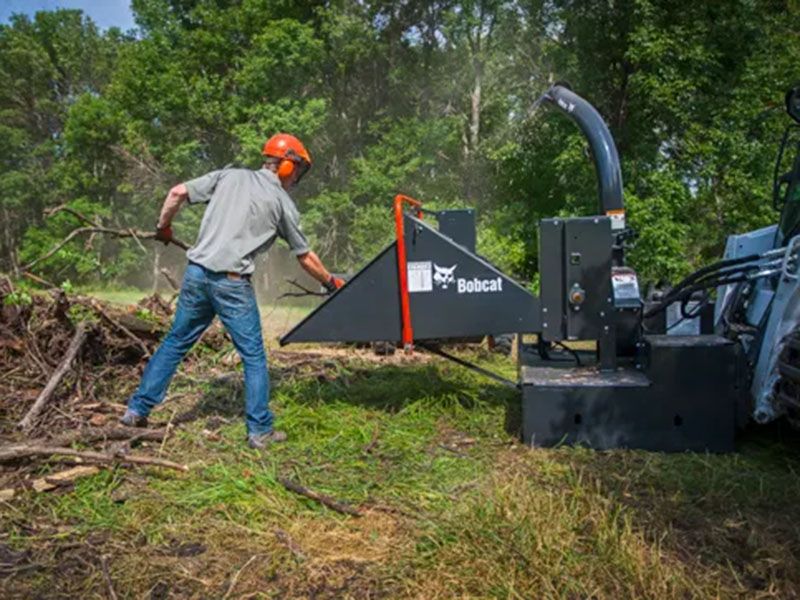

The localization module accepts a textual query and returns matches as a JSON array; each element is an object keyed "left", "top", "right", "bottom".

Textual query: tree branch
[
  {"left": 277, "top": 476, "right": 363, "bottom": 517},
  {"left": 88, "top": 298, "right": 151, "bottom": 358},
  {"left": 0, "top": 445, "right": 189, "bottom": 471},
  {"left": 23, "top": 225, "right": 189, "bottom": 271},
  {"left": 18, "top": 322, "right": 91, "bottom": 433}
]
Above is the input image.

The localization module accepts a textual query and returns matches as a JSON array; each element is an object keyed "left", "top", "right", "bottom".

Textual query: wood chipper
[{"left": 281, "top": 85, "right": 800, "bottom": 453}]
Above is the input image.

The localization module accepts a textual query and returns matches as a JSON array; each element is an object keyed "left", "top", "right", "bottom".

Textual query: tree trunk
[
  {"left": 469, "top": 59, "right": 482, "bottom": 155},
  {"left": 152, "top": 245, "right": 162, "bottom": 295},
  {"left": 2, "top": 206, "right": 18, "bottom": 277}
]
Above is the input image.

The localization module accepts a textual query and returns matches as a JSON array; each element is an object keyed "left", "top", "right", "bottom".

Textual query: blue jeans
[{"left": 127, "top": 263, "right": 273, "bottom": 435}]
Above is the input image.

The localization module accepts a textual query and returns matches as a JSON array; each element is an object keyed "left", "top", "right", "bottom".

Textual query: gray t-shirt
[{"left": 184, "top": 167, "right": 310, "bottom": 274}]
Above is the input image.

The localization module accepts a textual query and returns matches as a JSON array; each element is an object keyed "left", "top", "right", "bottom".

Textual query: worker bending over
[{"left": 121, "top": 134, "right": 343, "bottom": 448}]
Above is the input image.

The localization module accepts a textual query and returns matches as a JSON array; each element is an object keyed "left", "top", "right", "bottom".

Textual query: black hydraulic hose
[
  {"left": 642, "top": 253, "right": 767, "bottom": 318},
  {"left": 667, "top": 291, "right": 712, "bottom": 332},
  {"left": 680, "top": 289, "right": 710, "bottom": 319},
  {"left": 649, "top": 272, "right": 756, "bottom": 319},
  {"left": 553, "top": 340, "right": 582, "bottom": 366},
  {"left": 647, "top": 275, "right": 748, "bottom": 320}
]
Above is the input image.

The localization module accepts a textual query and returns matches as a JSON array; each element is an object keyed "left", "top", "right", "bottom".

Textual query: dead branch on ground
[
  {"left": 362, "top": 425, "right": 380, "bottom": 455},
  {"left": 0, "top": 465, "right": 100, "bottom": 501},
  {"left": 0, "top": 445, "right": 188, "bottom": 471},
  {"left": 88, "top": 299, "right": 151, "bottom": 358},
  {"left": 39, "top": 426, "right": 169, "bottom": 448},
  {"left": 18, "top": 322, "right": 91, "bottom": 433},
  {"left": 222, "top": 554, "right": 262, "bottom": 600},
  {"left": 273, "top": 528, "right": 306, "bottom": 561},
  {"left": 277, "top": 476, "right": 363, "bottom": 517},
  {"left": 100, "top": 554, "right": 118, "bottom": 600}
]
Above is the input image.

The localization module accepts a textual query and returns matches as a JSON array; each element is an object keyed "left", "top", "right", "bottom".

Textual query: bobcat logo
[{"left": 433, "top": 264, "right": 457, "bottom": 289}]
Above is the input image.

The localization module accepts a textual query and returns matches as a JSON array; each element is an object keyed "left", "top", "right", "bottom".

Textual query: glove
[
  {"left": 323, "top": 276, "right": 345, "bottom": 293},
  {"left": 154, "top": 224, "right": 173, "bottom": 245}
]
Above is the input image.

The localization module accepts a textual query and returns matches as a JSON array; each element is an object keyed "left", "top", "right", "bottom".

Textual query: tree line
[{"left": 1, "top": 0, "right": 798, "bottom": 289}]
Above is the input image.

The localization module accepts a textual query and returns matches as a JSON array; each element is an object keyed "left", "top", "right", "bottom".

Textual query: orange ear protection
[
  {"left": 277, "top": 158, "right": 295, "bottom": 179},
  {"left": 276, "top": 149, "right": 310, "bottom": 183}
]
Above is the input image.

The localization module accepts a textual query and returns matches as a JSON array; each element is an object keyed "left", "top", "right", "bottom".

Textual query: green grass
[
  {"left": 77, "top": 286, "right": 151, "bottom": 305},
  {"left": 4, "top": 346, "right": 800, "bottom": 598}
]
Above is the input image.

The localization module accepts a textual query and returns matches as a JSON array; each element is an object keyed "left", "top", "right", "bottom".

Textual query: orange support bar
[{"left": 394, "top": 194, "right": 423, "bottom": 352}]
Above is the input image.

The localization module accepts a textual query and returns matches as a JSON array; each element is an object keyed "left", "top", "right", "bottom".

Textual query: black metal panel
[
  {"left": 520, "top": 334, "right": 740, "bottom": 452},
  {"left": 564, "top": 217, "right": 613, "bottom": 340},
  {"left": 281, "top": 213, "right": 540, "bottom": 345},
  {"left": 436, "top": 209, "right": 476, "bottom": 252},
  {"left": 404, "top": 215, "right": 540, "bottom": 338},
  {"left": 539, "top": 219, "right": 565, "bottom": 340},
  {"left": 281, "top": 244, "right": 402, "bottom": 343}
]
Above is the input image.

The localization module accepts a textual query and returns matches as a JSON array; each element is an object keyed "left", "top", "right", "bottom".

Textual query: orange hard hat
[{"left": 262, "top": 133, "right": 312, "bottom": 182}]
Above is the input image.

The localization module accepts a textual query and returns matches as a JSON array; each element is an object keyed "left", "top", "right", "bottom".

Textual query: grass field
[{"left": 4, "top": 291, "right": 800, "bottom": 598}]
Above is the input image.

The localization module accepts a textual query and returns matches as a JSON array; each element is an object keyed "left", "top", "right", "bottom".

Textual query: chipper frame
[{"left": 280, "top": 85, "right": 800, "bottom": 453}]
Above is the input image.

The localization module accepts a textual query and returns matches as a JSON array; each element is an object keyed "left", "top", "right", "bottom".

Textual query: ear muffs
[{"left": 277, "top": 159, "right": 295, "bottom": 179}]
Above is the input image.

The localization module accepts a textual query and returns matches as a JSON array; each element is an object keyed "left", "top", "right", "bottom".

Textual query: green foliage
[
  {"left": 624, "top": 174, "right": 692, "bottom": 284},
  {"left": 1, "top": 0, "right": 798, "bottom": 290},
  {"left": 3, "top": 289, "right": 32, "bottom": 307},
  {"left": 67, "top": 302, "right": 98, "bottom": 324}
]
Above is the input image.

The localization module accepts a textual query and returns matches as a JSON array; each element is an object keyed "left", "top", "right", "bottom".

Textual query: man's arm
[
  {"left": 297, "top": 251, "right": 344, "bottom": 291},
  {"left": 157, "top": 183, "right": 189, "bottom": 228}
]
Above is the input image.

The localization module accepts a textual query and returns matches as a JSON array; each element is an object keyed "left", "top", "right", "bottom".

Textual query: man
[{"left": 120, "top": 133, "right": 343, "bottom": 448}]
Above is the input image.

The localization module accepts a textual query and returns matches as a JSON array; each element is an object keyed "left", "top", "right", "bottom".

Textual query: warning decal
[
  {"left": 612, "top": 272, "right": 640, "bottom": 300},
  {"left": 407, "top": 261, "right": 432, "bottom": 293}
]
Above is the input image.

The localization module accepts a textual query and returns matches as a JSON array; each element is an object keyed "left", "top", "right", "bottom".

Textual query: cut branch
[
  {"left": 274, "top": 528, "right": 306, "bottom": 561},
  {"left": 22, "top": 271, "right": 57, "bottom": 289},
  {"left": 100, "top": 554, "right": 118, "bottom": 600},
  {"left": 44, "top": 204, "right": 100, "bottom": 227},
  {"left": 0, "top": 465, "right": 100, "bottom": 501},
  {"left": 277, "top": 476, "right": 363, "bottom": 517},
  {"left": 18, "top": 323, "right": 90, "bottom": 433},
  {"left": 23, "top": 224, "right": 189, "bottom": 271},
  {"left": 278, "top": 278, "right": 327, "bottom": 299},
  {"left": 159, "top": 268, "right": 180, "bottom": 291},
  {"left": 38, "top": 425, "right": 169, "bottom": 448},
  {"left": 0, "top": 445, "right": 189, "bottom": 471},
  {"left": 88, "top": 299, "right": 151, "bottom": 358}
]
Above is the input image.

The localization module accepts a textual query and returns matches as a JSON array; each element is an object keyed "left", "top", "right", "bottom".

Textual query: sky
[{"left": 0, "top": 0, "right": 136, "bottom": 30}]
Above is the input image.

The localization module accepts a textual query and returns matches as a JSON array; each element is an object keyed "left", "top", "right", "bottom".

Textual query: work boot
[
  {"left": 247, "top": 430, "right": 287, "bottom": 449},
  {"left": 119, "top": 410, "right": 148, "bottom": 428}
]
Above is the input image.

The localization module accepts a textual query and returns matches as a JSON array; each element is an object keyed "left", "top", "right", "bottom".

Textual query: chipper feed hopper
[{"left": 282, "top": 85, "right": 800, "bottom": 453}]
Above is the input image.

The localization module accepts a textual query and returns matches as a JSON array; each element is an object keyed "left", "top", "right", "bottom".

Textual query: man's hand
[
  {"left": 323, "top": 276, "right": 345, "bottom": 293},
  {"left": 154, "top": 224, "right": 173, "bottom": 245},
  {"left": 297, "top": 251, "right": 344, "bottom": 292}
]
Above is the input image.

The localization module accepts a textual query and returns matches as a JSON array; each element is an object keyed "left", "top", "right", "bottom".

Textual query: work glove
[
  {"left": 323, "top": 276, "right": 345, "bottom": 293},
  {"left": 154, "top": 224, "right": 173, "bottom": 245}
]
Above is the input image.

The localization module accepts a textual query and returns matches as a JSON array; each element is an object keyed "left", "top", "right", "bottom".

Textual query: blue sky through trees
[{"left": 0, "top": 0, "right": 135, "bottom": 30}]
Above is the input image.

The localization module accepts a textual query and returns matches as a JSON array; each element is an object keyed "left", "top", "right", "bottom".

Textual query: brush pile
[{"left": 0, "top": 277, "right": 229, "bottom": 494}]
